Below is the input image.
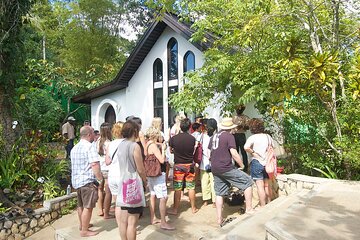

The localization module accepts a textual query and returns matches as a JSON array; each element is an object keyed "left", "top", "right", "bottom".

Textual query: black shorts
[{"left": 121, "top": 206, "right": 143, "bottom": 215}]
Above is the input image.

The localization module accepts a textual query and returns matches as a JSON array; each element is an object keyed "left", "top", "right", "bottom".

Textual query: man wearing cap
[
  {"left": 208, "top": 117, "right": 254, "bottom": 227},
  {"left": 62, "top": 116, "right": 76, "bottom": 159}
]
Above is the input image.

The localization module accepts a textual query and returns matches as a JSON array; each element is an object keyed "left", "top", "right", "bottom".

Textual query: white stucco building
[{"left": 73, "top": 14, "right": 261, "bottom": 132}]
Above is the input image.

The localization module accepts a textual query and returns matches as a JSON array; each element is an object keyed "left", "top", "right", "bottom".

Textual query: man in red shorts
[{"left": 168, "top": 118, "right": 198, "bottom": 215}]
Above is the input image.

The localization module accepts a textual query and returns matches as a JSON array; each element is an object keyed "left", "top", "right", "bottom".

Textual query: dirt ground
[{"left": 135, "top": 183, "right": 256, "bottom": 240}]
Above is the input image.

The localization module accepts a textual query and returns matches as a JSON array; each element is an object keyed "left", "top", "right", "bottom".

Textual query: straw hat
[{"left": 219, "top": 117, "right": 238, "bottom": 130}]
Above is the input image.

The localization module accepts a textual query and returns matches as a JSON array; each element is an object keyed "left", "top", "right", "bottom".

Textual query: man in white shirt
[{"left": 71, "top": 126, "right": 103, "bottom": 237}]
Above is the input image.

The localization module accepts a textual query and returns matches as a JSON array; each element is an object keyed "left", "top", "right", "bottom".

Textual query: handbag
[
  {"left": 117, "top": 141, "right": 145, "bottom": 207},
  {"left": 144, "top": 143, "right": 162, "bottom": 177},
  {"left": 264, "top": 135, "right": 277, "bottom": 178},
  {"left": 121, "top": 178, "right": 144, "bottom": 205},
  {"left": 193, "top": 134, "right": 203, "bottom": 164}
]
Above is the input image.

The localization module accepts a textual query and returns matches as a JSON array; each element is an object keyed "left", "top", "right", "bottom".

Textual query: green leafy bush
[
  {"left": 0, "top": 152, "right": 26, "bottom": 189},
  {"left": 43, "top": 178, "right": 64, "bottom": 200},
  {"left": 16, "top": 88, "right": 63, "bottom": 140},
  {"left": 60, "top": 199, "right": 78, "bottom": 215}
]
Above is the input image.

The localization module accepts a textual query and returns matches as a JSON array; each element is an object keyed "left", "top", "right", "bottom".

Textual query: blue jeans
[{"left": 250, "top": 159, "right": 269, "bottom": 180}]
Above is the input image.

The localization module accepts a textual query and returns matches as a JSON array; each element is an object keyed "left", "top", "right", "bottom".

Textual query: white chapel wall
[{"left": 89, "top": 25, "right": 262, "bottom": 132}]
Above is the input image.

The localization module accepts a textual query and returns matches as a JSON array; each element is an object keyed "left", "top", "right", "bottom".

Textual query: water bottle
[{"left": 66, "top": 185, "right": 71, "bottom": 195}]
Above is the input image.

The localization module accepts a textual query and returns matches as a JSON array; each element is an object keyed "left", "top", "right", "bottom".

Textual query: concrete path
[
  {"left": 28, "top": 190, "right": 251, "bottom": 240},
  {"left": 266, "top": 181, "right": 360, "bottom": 240}
]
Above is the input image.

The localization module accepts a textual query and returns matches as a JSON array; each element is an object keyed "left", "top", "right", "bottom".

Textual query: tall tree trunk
[{"left": 0, "top": 84, "right": 15, "bottom": 150}]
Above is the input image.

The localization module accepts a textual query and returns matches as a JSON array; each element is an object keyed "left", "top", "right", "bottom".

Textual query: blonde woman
[
  {"left": 151, "top": 117, "right": 164, "bottom": 142},
  {"left": 151, "top": 117, "right": 171, "bottom": 183},
  {"left": 106, "top": 121, "right": 124, "bottom": 203},
  {"left": 96, "top": 122, "right": 113, "bottom": 219},
  {"left": 145, "top": 127, "right": 175, "bottom": 230}
]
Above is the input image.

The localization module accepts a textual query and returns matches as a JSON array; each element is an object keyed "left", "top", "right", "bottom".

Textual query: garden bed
[{"left": 0, "top": 193, "right": 77, "bottom": 240}]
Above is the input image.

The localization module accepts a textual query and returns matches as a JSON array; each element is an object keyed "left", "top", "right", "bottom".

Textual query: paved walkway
[
  {"left": 28, "top": 189, "right": 253, "bottom": 240},
  {"left": 266, "top": 181, "right": 360, "bottom": 240},
  {"left": 27, "top": 179, "right": 360, "bottom": 240}
]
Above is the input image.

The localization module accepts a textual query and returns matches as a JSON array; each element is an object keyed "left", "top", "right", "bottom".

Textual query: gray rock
[
  {"left": 290, "top": 181, "right": 297, "bottom": 193},
  {"left": 0, "top": 230, "right": 6, "bottom": 240},
  {"left": 4, "top": 220, "right": 13, "bottom": 229},
  {"left": 44, "top": 214, "right": 51, "bottom": 222},
  {"left": 303, "top": 182, "right": 314, "bottom": 190},
  {"left": 15, "top": 219, "right": 22, "bottom": 225},
  {"left": 19, "top": 224, "right": 27, "bottom": 234},
  {"left": 29, "top": 219, "right": 37, "bottom": 228},
  {"left": 34, "top": 227, "right": 41, "bottom": 232},
  {"left": 3, "top": 189, "right": 10, "bottom": 194},
  {"left": 38, "top": 218, "right": 46, "bottom": 227},
  {"left": 55, "top": 202, "right": 61, "bottom": 210},
  {"left": 24, "top": 230, "right": 34, "bottom": 238},
  {"left": 296, "top": 181, "right": 303, "bottom": 190},
  {"left": 11, "top": 223, "right": 19, "bottom": 234},
  {"left": 7, "top": 236, "right": 15, "bottom": 240},
  {"left": 14, "top": 233, "right": 24, "bottom": 240},
  {"left": 0, "top": 222, "right": 3, "bottom": 229},
  {"left": 25, "top": 190, "right": 35, "bottom": 196},
  {"left": 51, "top": 211, "right": 59, "bottom": 219},
  {"left": 21, "top": 218, "right": 30, "bottom": 224},
  {"left": 284, "top": 183, "right": 290, "bottom": 195},
  {"left": 278, "top": 180, "right": 284, "bottom": 189}
]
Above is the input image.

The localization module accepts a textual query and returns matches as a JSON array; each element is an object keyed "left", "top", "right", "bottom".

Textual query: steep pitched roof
[{"left": 72, "top": 13, "right": 212, "bottom": 104}]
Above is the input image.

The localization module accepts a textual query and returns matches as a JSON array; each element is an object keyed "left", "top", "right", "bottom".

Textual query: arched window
[
  {"left": 105, "top": 105, "right": 116, "bottom": 125},
  {"left": 153, "top": 59, "right": 163, "bottom": 120},
  {"left": 184, "top": 51, "right": 195, "bottom": 73},
  {"left": 153, "top": 58, "right": 163, "bottom": 82},
  {"left": 167, "top": 38, "right": 178, "bottom": 80}
]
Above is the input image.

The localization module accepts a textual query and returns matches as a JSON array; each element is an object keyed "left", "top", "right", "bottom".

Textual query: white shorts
[
  {"left": 108, "top": 176, "right": 120, "bottom": 196},
  {"left": 147, "top": 173, "right": 167, "bottom": 199}
]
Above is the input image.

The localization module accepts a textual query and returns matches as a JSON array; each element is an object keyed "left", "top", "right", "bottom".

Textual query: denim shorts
[
  {"left": 213, "top": 168, "right": 253, "bottom": 196},
  {"left": 250, "top": 159, "right": 269, "bottom": 180}
]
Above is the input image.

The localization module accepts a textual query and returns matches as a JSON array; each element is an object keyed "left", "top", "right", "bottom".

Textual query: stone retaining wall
[
  {"left": 276, "top": 173, "right": 333, "bottom": 196},
  {"left": 0, "top": 193, "right": 77, "bottom": 240}
]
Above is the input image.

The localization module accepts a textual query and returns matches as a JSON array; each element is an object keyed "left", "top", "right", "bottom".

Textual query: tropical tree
[
  {"left": 147, "top": 0, "right": 360, "bottom": 179},
  {"left": 1, "top": 0, "right": 36, "bottom": 147}
]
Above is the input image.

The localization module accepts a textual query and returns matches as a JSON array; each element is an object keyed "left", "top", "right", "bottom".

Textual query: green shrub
[
  {"left": 16, "top": 88, "right": 64, "bottom": 140},
  {"left": 0, "top": 152, "right": 26, "bottom": 189}
]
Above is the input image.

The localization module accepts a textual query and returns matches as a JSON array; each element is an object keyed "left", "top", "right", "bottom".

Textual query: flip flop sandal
[{"left": 220, "top": 217, "right": 236, "bottom": 227}]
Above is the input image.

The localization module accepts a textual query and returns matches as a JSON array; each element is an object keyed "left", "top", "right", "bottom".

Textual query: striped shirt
[{"left": 71, "top": 139, "right": 99, "bottom": 189}]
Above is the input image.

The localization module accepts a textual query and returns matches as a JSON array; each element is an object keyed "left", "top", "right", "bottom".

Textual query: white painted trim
[
  {"left": 154, "top": 81, "right": 163, "bottom": 89},
  {"left": 94, "top": 99, "right": 119, "bottom": 130}
]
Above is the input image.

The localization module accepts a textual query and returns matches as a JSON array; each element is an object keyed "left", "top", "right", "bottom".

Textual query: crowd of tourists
[{"left": 66, "top": 106, "right": 276, "bottom": 239}]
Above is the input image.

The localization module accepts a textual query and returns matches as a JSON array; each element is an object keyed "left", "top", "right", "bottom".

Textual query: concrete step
[
  {"left": 265, "top": 181, "right": 360, "bottom": 240},
  {"left": 202, "top": 189, "right": 311, "bottom": 240}
]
